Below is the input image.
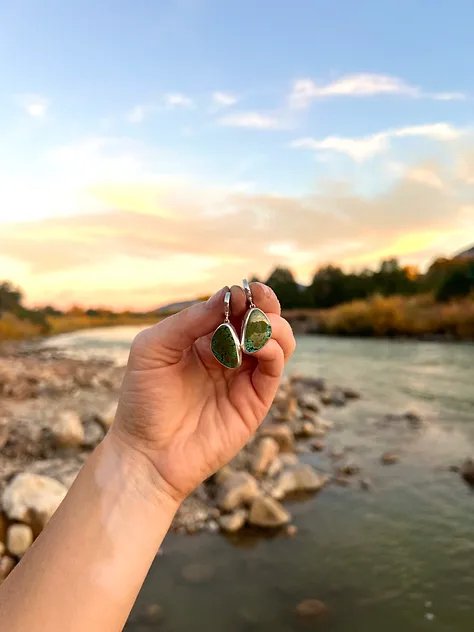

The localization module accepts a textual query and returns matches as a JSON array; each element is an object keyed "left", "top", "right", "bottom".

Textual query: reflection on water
[{"left": 43, "top": 329, "right": 474, "bottom": 631}]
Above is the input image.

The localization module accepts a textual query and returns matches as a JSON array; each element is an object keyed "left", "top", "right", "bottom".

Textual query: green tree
[{"left": 265, "top": 267, "right": 305, "bottom": 309}]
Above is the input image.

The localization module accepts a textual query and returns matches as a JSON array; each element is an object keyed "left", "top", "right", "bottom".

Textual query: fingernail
[{"left": 206, "top": 286, "right": 228, "bottom": 308}]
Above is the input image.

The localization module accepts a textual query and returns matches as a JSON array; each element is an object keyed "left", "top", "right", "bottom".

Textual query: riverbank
[
  {"left": 1, "top": 341, "right": 472, "bottom": 585},
  {"left": 284, "top": 294, "right": 474, "bottom": 340}
]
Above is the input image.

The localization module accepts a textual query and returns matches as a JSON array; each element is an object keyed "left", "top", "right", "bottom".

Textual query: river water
[{"left": 44, "top": 327, "right": 474, "bottom": 631}]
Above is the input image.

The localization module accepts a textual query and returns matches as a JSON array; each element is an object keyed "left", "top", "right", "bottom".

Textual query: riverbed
[{"left": 39, "top": 328, "right": 474, "bottom": 631}]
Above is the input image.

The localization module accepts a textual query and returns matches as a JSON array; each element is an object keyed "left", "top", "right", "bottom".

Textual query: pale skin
[{"left": 0, "top": 283, "right": 295, "bottom": 631}]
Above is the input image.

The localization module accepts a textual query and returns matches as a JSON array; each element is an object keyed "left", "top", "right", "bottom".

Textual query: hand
[{"left": 110, "top": 283, "right": 295, "bottom": 504}]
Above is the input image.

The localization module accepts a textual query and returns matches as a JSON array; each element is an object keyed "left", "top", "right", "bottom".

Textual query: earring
[
  {"left": 210, "top": 290, "right": 242, "bottom": 369},
  {"left": 241, "top": 279, "right": 272, "bottom": 354}
]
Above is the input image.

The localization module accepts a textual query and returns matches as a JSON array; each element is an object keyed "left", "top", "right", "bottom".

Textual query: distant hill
[
  {"left": 154, "top": 299, "right": 201, "bottom": 315},
  {"left": 454, "top": 245, "right": 474, "bottom": 260}
]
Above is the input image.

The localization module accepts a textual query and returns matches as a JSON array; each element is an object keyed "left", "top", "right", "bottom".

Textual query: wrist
[{"left": 100, "top": 431, "right": 182, "bottom": 516}]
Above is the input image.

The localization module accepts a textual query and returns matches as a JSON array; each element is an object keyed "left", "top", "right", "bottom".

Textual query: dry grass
[
  {"left": 316, "top": 294, "right": 474, "bottom": 339},
  {"left": 47, "top": 313, "right": 158, "bottom": 335},
  {"left": 0, "top": 313, "right": 44, "bottom": 340}
]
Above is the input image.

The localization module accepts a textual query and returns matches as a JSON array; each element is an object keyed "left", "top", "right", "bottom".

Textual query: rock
[
  {"left": 274, "top": 395, "right": 298, "bottom": 421},
  {"left": 248, "top": 495, "right": 290, "bottom": 528},
  {"left": 0, "top": 555, "right": 15, "bottom": 581},
  {"left": 293, "top": 420, "right": 319, "bottom": 438},
  {"left": 285, "top": 524, "right": 298, "bottom": 537},
  {"left": 6, "top": 524, "right": 33, "bottom": 557},
  {"left": 52, "top": 410, "right": 84, "bottom": 448},
  {"left": 297, "top": 392, "right": 320, "bottom": 412},
  {"left": 214, "top": 465, "right": 235, "bottom": 486},
  {"left": 296, "top": 599, "right": 329, "bottom": 617},
  {"left": 338, "top": 462, "right": 360, "bottom": 476},
  {"left": 310, "top": 439, "right": 325, "bottom": 452},
  {"left": 272, "top": 465, "right": 328, "bottom": 499},
  {"left": 215, "top": 471, "right": 259, "bottom": 511},
  {"left": 260, "top": 424, "right": 294, "bottom": 452},
  {"left": 342, "top": 387, "right": 360, "bottom": 399},
  {"left": 250, "top": 437, "right": 279, "bottom": 476},
  {"left": 144, "top": 603, "right": 163, "bottom": 623},
  {"left": 173, "top": 494, "right": 210, "bottom": 533},
  {"left": 0, "top": 513, "right": 7, "bottom": 543},
  {"left": 267, "top": 456, "right": 283, "bottom": 478},
  {"left": 460, "top": 458, "right": 474, "bottom": 486},
  {"left": 321, "top": 390, "right": 346, "bottom": 406},
  {"left": 360, "top": 477, "right": 372, "bottom": 491},
  {"left": 98, "top": 402, "right": 116, "bottom": 430},
  {"left": 82, "top": 419, "right": 105, "bottom": 448},
  {"left": 381, "top": 452, "right": 399, "bottom": 465},
  {"left": 219, "top": 509, "right": 247, "bottom": 533},
  {"left": 0, "top": 418, "right": 9, "bottom": 450},
  {"left": 2, "top": 473, "right": 68, "bottom": 528},
  {"left": 279, "top": 453, "right": 298, "bottom": 467},
  {"left": 291, "top": 375, "right": 326, "bottom": 392},
  {"left": 333, "top": 475, "right": 351, "bottom": 487},
  {"left": 181, "top": 562, "right": 215, "bottom": 583}
]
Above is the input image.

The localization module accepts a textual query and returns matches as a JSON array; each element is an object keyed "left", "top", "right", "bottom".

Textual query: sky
[{"left": 0, "top": 0, "right": 473, "bottom": 309}]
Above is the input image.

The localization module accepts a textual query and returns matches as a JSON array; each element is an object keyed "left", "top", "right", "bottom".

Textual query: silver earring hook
[
  {"left": 242, "top": 279, "right": 255, "bottom": 308},
  {"left": 224, "top": 290, "right": 231, "bottom": 322}
]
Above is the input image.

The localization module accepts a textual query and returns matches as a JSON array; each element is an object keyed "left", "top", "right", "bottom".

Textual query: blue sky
[{"left": 0, "top": 1, "right": 473, "bottom": 307}]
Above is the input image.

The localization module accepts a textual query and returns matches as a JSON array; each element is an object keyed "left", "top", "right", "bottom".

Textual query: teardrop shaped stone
[
  {"left": 211, "top": 323, "right": 241, "bottom": 369},
  {"left": 242, "top": 308, "right": 272, "bottom": 354}
]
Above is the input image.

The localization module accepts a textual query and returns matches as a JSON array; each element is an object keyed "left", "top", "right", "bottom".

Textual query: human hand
[{"left": 110, "top": 283, "right": 295, "bottom": 505}]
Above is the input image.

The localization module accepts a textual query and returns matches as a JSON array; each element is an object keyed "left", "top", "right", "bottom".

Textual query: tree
[{"left": 265, "top": 267, "right": 305, "bottom": 309}]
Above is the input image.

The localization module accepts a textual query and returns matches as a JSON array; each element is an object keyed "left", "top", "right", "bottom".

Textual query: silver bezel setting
[{"left": 241, "top": 307, "right": 271, "bottom": 354}]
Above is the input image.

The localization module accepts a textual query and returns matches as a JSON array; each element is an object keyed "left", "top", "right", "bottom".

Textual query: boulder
[
  {"left": 215, "top": 471, "right": 259, "bottom": 511},
  {"left": 52, "top": 410, "right": 84, "bottom": 448},
  {"left": 219, "top": 509, "right": 247, "bottom": 533},
  {"left": 248, "top": 495, "right": 290, "bottom": 528},
  {"left": 2, "top": 473, "right": 68, "bottom": 528},
  {"left": 260, "top": 424, "right": 294, "bottom": 452},
  {"left": 460, "top": 458, "right": 474, "bottom": 486},
  {"left": 6, "top": 524, "right": 33, "bottom": 557},
  {"left": 250, "top": 437, "right": 279, "bottom": 476},
  {"left": 272, "top": 465, "right": 328, "bottom": 499},
  {"left": 296, "top": 599, "right": 329, "bottom": 618}
]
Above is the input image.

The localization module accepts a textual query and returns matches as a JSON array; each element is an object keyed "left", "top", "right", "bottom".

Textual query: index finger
[{"left": 230, "top": 282, "right": 281, "bottom": 319}]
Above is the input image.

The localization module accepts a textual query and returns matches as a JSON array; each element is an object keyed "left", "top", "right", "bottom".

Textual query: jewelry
[
  {"left": 241, "top": 279, "right": 272, "bottom": 354},
  {"left": 210, "top": 290, "right": 242, "bottom": 368}
]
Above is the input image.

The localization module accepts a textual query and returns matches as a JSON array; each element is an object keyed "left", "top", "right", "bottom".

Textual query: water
[{"left": 44, "top": 328, "right": 474, "bottom": 631}]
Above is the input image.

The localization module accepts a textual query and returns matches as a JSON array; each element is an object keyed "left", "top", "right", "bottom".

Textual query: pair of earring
[{"left": 210, "top": 279, "right": 272, "bottom": 369}]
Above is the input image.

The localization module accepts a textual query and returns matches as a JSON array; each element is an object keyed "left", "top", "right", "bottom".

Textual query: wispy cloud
[
  {"left": 127, "top": 105, "right": 149, "bottom": 123},
  {"left": 292, "top": 123, "right": 464, "bottom": 161},
  {"left": 19, "top": 94, "right": 49, "bottom": 119},
  {"left": 164, "top": 92, "right": 194, "bottom": 108},
  {"left": 212, "top": 91, "right": 238, "bottom": 108},
  {"left": 289, "top": 73, "right": 465, "bottom": 109},
  {"left": 218, "top": 111, "right": 282, "bottom": 130}
]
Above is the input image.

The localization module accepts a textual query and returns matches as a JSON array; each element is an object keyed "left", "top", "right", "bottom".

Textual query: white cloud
[
  {"left": 292, "top": 122, "right": 464, "bottom": 162},
  {"left": 212, "top": 91, "right": 238, "bottom": 108},
  {"left": 20, "top": 94, "right": 49, "bottom": 119},
  {"left": 218, "top": 111, "right": 282, "bottom": 130},
  {"left": 405, "top": 166, "right": 445, "bottom": 190},
  {"left": 289, "top": 73, "right": 465, "bottom": 109},
  {"left": 164, "top": 93, "right": 194, "bottom": 108},
  {"left": 127, "top": 105, "right": 148, "bottom": 123}
]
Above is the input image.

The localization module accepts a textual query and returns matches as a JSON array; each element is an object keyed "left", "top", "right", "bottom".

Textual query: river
[{"left": 42, "top": 327, "right": 474, "bottom": 631}]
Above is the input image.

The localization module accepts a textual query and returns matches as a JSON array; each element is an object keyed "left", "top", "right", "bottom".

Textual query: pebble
[
  {"left": 6, "top": 523, "right": 33, "bottom": 557},
  {"left": 381, "top": 452, "right": 400, "bottom": 465}
]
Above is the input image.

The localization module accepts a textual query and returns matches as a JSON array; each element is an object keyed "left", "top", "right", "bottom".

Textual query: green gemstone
[
  {"left": 242, "top": 308, "right": 272, "bottom": 353},
  {"left": 211, "top": 323, "right": 241, "bottom": 368}
]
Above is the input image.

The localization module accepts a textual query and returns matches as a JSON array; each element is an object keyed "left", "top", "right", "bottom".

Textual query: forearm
[{"left": 0, "top": 434, "right": 179, "bottom": 631}]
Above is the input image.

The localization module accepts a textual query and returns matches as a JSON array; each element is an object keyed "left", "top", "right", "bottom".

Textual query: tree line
[{"left": 256, "top": 255, "right": 474, "bottom": 310}]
